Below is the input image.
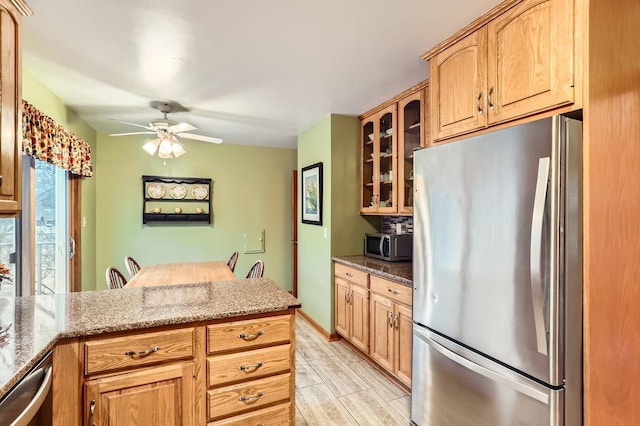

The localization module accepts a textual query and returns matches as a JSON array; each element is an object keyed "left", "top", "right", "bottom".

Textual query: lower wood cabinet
[
  {"left": 335, "top": 277, "right": 369, "bottom": 353},
  {"left": 85, "top": 363, "right": 195, "bottom": 426},
  {"left": 52, "top": 311, "right": 296, "bottom": 426},
  {"left": 370, "top": 293, "right": 412, "bottom": 387},
  {"left": 205, "top": 315, "right": 295, "bottom": 425},
  {"left": 334, "top": 263, "right": 412, "bottom": 387}
]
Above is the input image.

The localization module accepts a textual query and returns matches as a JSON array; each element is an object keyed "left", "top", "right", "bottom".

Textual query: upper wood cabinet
[
  {"left": 360, "top": 80, "right": 429, "bottom": 216},
  {"left": 430, "top": 28, "right": 488, "bottom": 141},
  {"left": 486, "top": 0, "right": 574, "bottom": 124},
  {"left": 0, "top": 1, "right": 31, "bottom": 212},
  {"left": 360, "top": 105, "right": 398, "bottom": 215},
  {"left": 425, "top": 0, "right": 575, "bottom": 143}
]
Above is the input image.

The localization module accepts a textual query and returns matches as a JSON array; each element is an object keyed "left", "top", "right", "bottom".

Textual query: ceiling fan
[{"left": 109, "top": 101, "right": 222, "bottom": 159}]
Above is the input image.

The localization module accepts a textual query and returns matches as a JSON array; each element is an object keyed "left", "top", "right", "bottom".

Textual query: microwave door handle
[
  {"left": 530, "top": 157, "right": 550, "bottom": 356},
  {"left": 379, "top": 237, "right": 385, "bottom": 257}
]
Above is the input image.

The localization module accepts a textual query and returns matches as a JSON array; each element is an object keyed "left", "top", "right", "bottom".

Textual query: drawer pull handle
[
  {"left": 388, "top": 288, "right": 400, "bottom": 295},
  {"left": 258, "top": 423, "right": 265, "bottom": 426},
  {"left": 238, "top": 331, "right": 264, "bottom": 340},
  {"left": 238, "top": 391, "right": 265, "bottom": 402},
  {"left": 238, "top": 361, "right": 264, "bottom": 371},
  {"left": 124, "top": 346, "right": 160, "bottom": 357},
  {"left": 394, "top": 314, "right": 399, "bottom": 330},
  {"left": 345, "top": 272, "right": 353, "bottom": 277}
]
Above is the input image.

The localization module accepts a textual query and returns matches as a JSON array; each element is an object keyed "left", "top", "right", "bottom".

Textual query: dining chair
[
  {"left": 124, "top": 256, "right": 141, "bottom": 278},
  {"left": 105, "top": 267, "right": 128, "bottom": 289},
  {"left": 226, "top": 251, "right": 239, "bottom": 272},
  {"left": 245, "top": 260, "right": 264, "bottom": 279}
]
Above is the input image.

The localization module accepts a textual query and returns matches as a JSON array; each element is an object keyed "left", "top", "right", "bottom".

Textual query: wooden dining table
[{"left": 125, "top": 260, "right": 236, "bottom": 288}]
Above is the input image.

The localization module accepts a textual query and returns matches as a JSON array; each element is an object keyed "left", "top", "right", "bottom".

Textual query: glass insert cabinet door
[
  {"left": 398, "top": 91, "right": 424, "bottom": 214},
  {"left": 360, "top": 104, "right": 398, "bottom": 214}
]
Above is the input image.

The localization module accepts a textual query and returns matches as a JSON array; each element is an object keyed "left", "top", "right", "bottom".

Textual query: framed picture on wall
[{"left": 301, "top": 162, "right": 323, "bottom": 225}]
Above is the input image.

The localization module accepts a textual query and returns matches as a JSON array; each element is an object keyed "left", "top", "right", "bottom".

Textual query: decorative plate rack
[{"left": 142, "top": 175, "right": 212, "bottom": 224}]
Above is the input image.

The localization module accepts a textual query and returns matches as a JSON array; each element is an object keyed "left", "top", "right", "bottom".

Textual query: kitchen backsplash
[{"left": 381, "top": 216, "right": 413, "bottom": 234}]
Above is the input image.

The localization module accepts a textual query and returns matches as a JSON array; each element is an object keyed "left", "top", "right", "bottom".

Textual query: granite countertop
[
  {"left": 332, "top": 255, "right": 412, "bottom": 286},
  {"left": 0, "top": 278, "right": 300, "bottom": 400}
]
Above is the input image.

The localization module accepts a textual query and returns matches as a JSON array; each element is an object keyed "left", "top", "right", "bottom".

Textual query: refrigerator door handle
[
  {"left": 415, "top": 327, "right": 549, "bottom": 404},
  {"left": 530, "top": 157, "right": 550, "bottom": 356}
]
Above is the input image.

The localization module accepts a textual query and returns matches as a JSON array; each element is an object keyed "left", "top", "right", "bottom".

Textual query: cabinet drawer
[
  {"left": 84, "top": 327, "right": 195, "bottom": 375},
  {"left": 370, "top": 276, "right": 412, "bottom": 306},
  {"left": 208, "top": 344, "right": 291, "bottom": 387},
  {"left": 334, "top": 263, "right": 368, "bottom": 287},
  {"left": 209, "top": 401, "right": 291, "bottom": 426},
  {"left": 208, "top": 315, "right": 291, "bottom": 354},
  {"left": 207, "top": 373, "right": 291, "bottom": 421}
]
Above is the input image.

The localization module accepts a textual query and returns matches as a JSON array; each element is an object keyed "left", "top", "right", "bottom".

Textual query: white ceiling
[{"left": 22, "top": 0, "right": 501, "bottom": 149}]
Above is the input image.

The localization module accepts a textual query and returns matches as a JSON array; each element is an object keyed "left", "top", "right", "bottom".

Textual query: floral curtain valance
[{"left": 22, "top": 100, "right": 93, "bottom": 177}]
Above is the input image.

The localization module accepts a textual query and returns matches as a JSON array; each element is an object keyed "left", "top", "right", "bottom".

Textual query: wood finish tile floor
[{"left": 295, "top": 315, "right": 411, "bottom": 425}]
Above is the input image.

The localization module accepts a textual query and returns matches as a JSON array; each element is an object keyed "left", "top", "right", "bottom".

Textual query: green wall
[
  {"left": 95, "top": 134, "right": 296, "bottom": 290},
  {"left": 297, "top": 116, "right": 333, "bottom": 329},
  {"left": 297, "top": 114, "right": 377, "bottom": 332},
  {"left": 22, "top": 71, "right": 98, "bottom": 291}
]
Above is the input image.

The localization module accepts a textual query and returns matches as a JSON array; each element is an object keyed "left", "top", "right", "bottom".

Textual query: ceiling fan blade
[
  {"left": 109, "top": 118, "right": 154, "bottom": 131},
  {"left": 178, "top": 133, "right": 223, "bottom": 144},
  {"left": 109, "top": 131, "right": 157, "bottom": 136},
  {"left": 168, "top": 122, "right": 197, "bottom": 133}
]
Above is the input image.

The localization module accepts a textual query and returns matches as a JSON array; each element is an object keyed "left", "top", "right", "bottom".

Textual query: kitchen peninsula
[{"left": 0, "top": 278, "right": 300, "bottom": 425}]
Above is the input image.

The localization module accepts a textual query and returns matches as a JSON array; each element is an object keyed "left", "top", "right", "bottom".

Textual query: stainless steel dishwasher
[{"left": 0, "top": 351, "right": 53, "bottom": 426}]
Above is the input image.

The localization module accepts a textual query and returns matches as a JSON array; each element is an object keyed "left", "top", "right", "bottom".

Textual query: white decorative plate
[
  {"left": 169, "top": 184, "right": 187, "bottom": 199},
  {"left": 191, "top": 184, "right": 209, "bottom": 200},
  {"left": 147, "top": 183, "right": 166, "bottom": 199}
]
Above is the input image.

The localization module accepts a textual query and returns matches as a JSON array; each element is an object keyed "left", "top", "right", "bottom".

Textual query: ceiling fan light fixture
[
  {"left": 158, "top": 138, "right": 173, "bottom": 157},
  {"left": 172, "top": 143, "right": 186, "bottom": 158},
  {"left": 142, "top": 138, "right": 161, "bottom": 155}
]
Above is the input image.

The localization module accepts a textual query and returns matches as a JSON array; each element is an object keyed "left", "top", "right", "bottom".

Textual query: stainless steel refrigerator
[{"left": 411, "top": 115, "right": 582, "bottom": 426}]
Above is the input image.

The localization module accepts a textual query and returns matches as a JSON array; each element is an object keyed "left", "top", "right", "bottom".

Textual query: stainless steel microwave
[{"left": 364, "top": 233, "right": 412, "bottom": 262}]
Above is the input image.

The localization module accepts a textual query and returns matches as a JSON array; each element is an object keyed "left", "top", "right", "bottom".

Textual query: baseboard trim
[{"left": 296, "top": 310, "right": 340, "bottom": 342}]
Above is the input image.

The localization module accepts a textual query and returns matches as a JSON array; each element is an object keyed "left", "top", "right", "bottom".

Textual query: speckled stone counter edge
[
  {"left": 0, "top": 278, "right": 300, "bottom": 400},
  {"left": 332, "top": 256, "right": 412, "bottom": 286}
]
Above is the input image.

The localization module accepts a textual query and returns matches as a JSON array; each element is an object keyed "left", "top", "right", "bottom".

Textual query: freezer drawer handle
[
  {"left": 415, "top": 328, "right": 549, "bottom": 404},
  {"left": 530, "top": 157, "right": 550, "bottom": 356}
]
